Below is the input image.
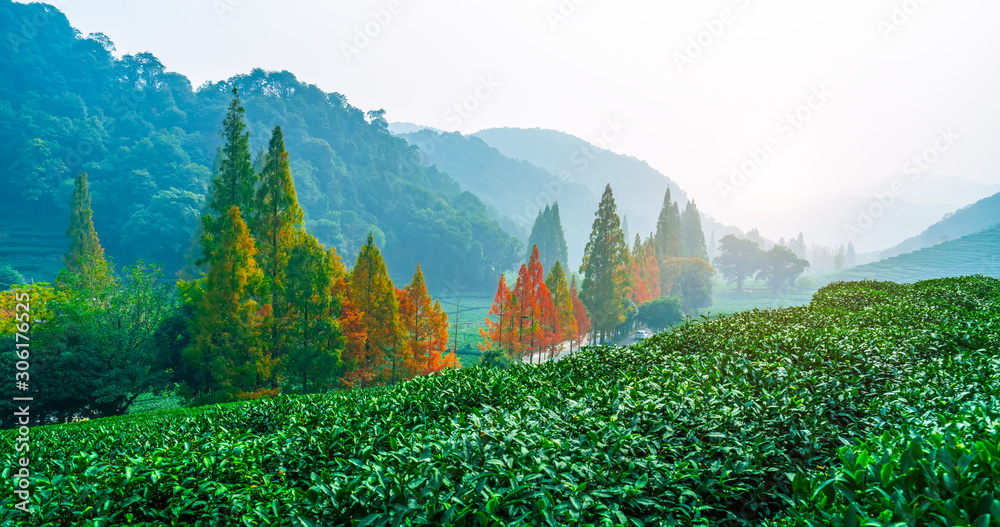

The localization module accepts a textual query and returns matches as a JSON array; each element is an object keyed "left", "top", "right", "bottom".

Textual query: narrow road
[{"left": 521, "top": 330, "right": 642, "bottom": 364}]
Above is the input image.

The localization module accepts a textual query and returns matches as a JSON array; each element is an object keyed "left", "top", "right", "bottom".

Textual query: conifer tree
[
  {"left": 252, "top": 125, "right": 305, "bottom": 374},
  {"left": 183, "top": 206, "right": 268, "bottom": 403},
  {"left": 525, "top": 203, "right": 569, "bottom": 271},
  {"left": 580, "top": 185, "right": 629, "bottom": 344},
  {"left": 544, "top": 261, "right": 577, "bottom": 353},
  {"left": 569, "top": 275, "right": 590, "bottom": 351},
  {"left": 480, "top": 274, "right": 514, "bottom": 355},
  {"left": 284, "top": 232, "right": 344, "bottom": 393},
  {"left": 680, "top": 200, "right": 708, "bottom": 260},
  {"left": 653, "top": 188, "right": 683, "bottom": 294},
  {"left": 62, "top": 173, "right": 112, "bottom": 294},
  {"left": 201, "top": 88, "right": 257, "bottom": 264},
  {"left": 641, "top": 237, "right": 661, "bottom": 300},
  {"left": 348, "top": 232, "right": 403, "bottom": 385},
  {"left": 397, "top": 264, "right": 449, "bottom": 378},
  {"left": 628, "top": 234, "right": 650, "bottom": 306}
]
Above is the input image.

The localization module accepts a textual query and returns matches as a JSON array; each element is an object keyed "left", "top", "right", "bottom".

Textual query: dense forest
[{"left": 0, "top": 0, "right": 520, "bottom": 291}]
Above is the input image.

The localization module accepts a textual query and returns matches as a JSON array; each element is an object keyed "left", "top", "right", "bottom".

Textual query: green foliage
[
  {"left": 637, "top": 296, "right": 683, "bottom": 330},
  {"left": 713, "top": 234, "right": 763, "bottom": 292},
  {"left": 6, "top": 276, "right": 999, "bottom": 525},
  {"left": 757, "top": 245, "right": 810, "bottom": 292},
  {"left": 0, "top": 264, "right": 25, "bottom": 290},
  {"left": 62, "top": 173, "right": 111, "bottom": 292},
  {"left": 580, "top": 185, "right": 630, "bottom": 342},
  {"left": 0, "top": 2, "right": 519, "bottom": 291},
  {"left": 680, "top": 200, "right": 708, "bottom": 260},
  {"left": 478, "top": 347, "right": 517, "bottom": 369},
  {"left": 525, "top": 203, "right": 570, "bottom": 271}
]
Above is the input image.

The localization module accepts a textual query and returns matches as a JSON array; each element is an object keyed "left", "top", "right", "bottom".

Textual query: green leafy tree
[
  {"left": 580, "top": 185, "right": 629, "bottom": 344},
  {"left": 661, "top": 257, "right": 716, "bottom": 313},
  {"left": 285, "top": 232, "right": 344, "bottom": 393},
  {"left": 0, "top": 265, "right": 25, "bottom": 291},
  {"left": 757, "top": 246, "right": 810, "bottom": 292},
  {"left": 713, "top": 235, "right": 763, "bottom": 293},
  {"left": 680, "top": 200, "right": 708, "bottom": 260},
  {"left": 637, "top": 297, "right": 683, "bottom": 331},
  {"left": 183, "top": 206, "right": 269, "bottom": 404}
]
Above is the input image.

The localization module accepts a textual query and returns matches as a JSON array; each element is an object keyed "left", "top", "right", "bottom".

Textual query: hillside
[
  {"left": 398, "top": 129, "right": 599, "bottom": 267},
  {"left": 878, "top": 190, "right": 1000, "bottom": 260},
  {"left": 7, "top": 277, "right": 999, "bottom": 525},
  {"left": 0, "top": 1, "right": 520, "bottom": 291},
  {"left": 836, "top": 224, "right": 1000, "bottom": 282}
]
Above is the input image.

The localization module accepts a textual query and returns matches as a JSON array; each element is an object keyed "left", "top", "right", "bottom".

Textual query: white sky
[{"left": 34, "top": 0, "right": 1000, "bottom": 245}]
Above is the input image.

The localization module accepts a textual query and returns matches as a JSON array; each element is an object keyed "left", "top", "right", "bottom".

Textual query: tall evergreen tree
[
  {"left": 525, "top": 203, "right": 570, "bottom": 272},
  {"left": 569, "top": 275, "right": 590, "bottom": 351},
  {"left": 62, "top": 172, "right": 112, "bottom": 293},
  {"left": 183, "top": 206, "right": 269, "bottom": 404},
  {"left": 653, "top": 189, "right": 682, "bottom": 294},
  {"left": 680, "top": 201, "right": 708, "bottom": 260},
  {"left": 252, "top": 125, "right": 305, "bottom": 374},
  {"left": 201, "top": 88, "right": 257, "bottom": 265},
  {"left": 284, "top": 232, "right": 344, "bottom": 393},
  {"left": 579, "top": 185, "right": 629, "bottom": 344},
  {"left": 348, "top": 232, "right": 403, "bottom": 385}
]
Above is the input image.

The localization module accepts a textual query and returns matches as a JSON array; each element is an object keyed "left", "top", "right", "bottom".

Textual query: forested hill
[{"left": 0, "top": 0, "right": 520, "bottom": 291}]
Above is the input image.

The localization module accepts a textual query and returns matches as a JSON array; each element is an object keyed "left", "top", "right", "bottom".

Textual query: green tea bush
[{"left": 2, "top": 277, "right": 998, "bottom": 526}]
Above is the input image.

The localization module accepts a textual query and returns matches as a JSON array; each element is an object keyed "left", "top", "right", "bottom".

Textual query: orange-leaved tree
[
  {"left": 544, "top": 260, "right": 577, "bottom": 356},
  {"left": 396, "top": 264, "right": 449, "bottom": 378},
  {"left": 183, "top": 206, "right": 270, "bottom": 404},
  {"left": 480, "top": 273, "right": 514, "bottom": 356},
  {"left": 569, "top": 275, "right": 590, "bottom": 350},
  {"left": 346, "top": 232, "right": 403, "bottom": 386}
]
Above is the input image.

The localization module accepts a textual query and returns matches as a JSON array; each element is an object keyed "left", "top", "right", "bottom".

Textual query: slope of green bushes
[{"left": 3, "top": 277, "right": 998, "bottom": 526}]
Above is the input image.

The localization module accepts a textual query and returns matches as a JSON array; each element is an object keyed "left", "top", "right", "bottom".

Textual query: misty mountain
[
  {"left": 877, "top": 190, "right": 1000, "bottom": 260},
  {"left": 396, "top": 129, "right": 598, "bottom": 268},
  {"left": 472, "top": 127, "right": 744, "bottom": 248}
]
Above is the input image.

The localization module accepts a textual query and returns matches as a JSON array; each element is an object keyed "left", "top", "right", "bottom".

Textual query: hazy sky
[{"left": 33, "top": 0, "right": 1000, "bottom": 247}]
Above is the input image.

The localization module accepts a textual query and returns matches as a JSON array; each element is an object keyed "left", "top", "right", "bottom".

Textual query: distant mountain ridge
[
  {"left": 471, "top": 127, "right": 745, "bottom": 248},
  {"left": 878, "top": 191, "right": 1000, "bottom": 259},
  {"left": 397, "top": 129, "right": 598, "bottom": 267},
  {"left": 835, "top": 224, "right": 1000, "bottom": 283}
]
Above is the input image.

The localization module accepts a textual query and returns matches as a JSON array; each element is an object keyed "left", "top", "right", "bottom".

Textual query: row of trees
[
  {"left": 713, "top": 235, "right": 811, "bottom": 292},
  {"left": 1, "top": 90, "right": 459, "bottom": 422},
  {"left": 481, "top": 184, "right": 718, "bottom": 354}
]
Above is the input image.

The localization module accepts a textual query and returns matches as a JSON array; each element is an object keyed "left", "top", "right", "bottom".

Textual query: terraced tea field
[{"left": 4, "top": 277, "right": 999, "bottom": 526}]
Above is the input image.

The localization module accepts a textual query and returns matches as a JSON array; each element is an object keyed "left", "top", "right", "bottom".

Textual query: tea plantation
[{"left": 3, "top": 277, "right": 999, "bottom": 526}]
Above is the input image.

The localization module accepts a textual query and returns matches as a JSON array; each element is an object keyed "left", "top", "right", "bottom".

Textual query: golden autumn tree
[
  {"left": 544, "top": 261, "right": 578, "bottom": 354},
  {"left": 347, "top": 232, "right": 403, "bottom": 386},
  {"left": 480, "top": 273, "right": 514, "bottom": 355},
  {"left": 183, "top": 206, "right": 270, "bottom": 404},
  {"left": 628, "top": 234, "right": 650, "bottom": 306},
  {"left": 641, "top": 237, "right": 661, "bottom": 300},
  {"left": 396, "top": 264, "right": 449, "bottom": 378}
]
